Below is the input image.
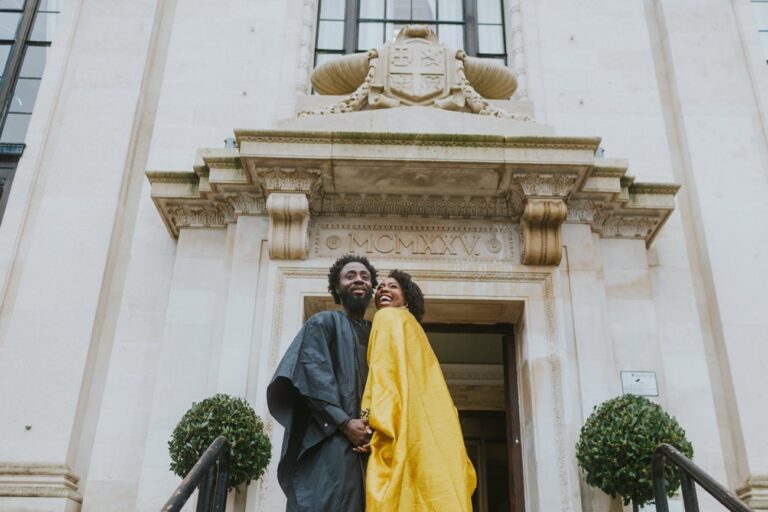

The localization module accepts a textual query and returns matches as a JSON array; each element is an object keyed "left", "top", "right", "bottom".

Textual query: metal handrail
[
  {"left": 652, "top": 443, "right": 752, "bottom": 512},
  {"left": 160, "top": 436, "right": 230, "bottom": 512}
]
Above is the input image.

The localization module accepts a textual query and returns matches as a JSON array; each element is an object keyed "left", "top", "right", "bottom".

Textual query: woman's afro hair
[{"left": 388, "top": 269, "right": 425, "bottom": 323}]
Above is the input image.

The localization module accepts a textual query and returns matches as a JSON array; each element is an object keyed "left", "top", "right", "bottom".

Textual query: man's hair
[
  {"left": 388, "top": 269, "right": 425, "bottom": 323},
  {"left": 327, "top": 255, "right": 379, "bottom": 304}
]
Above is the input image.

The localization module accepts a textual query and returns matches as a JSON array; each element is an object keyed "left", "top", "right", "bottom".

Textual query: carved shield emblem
[{"left": 386, "top": 39, "right": 448, "bottom": 105}]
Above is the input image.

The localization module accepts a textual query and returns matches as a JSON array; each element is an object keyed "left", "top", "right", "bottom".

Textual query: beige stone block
[{"left": 0, "top": 497, "right": 80, "bottom": 512}]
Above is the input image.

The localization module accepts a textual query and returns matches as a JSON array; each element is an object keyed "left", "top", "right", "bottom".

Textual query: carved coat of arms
[
  {"left": 303, "top": 25, "right": 530, "bottom": 120},
  {"left": 386, "top": 40, "right": 448, "bottom": 105}
]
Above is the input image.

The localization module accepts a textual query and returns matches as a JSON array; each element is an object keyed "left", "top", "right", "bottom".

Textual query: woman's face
[{"left": 374, "top": 277, "right": 406, "bottom": 310}]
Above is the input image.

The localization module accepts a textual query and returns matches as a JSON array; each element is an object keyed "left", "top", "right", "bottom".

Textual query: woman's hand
[{"left": 353, "top": 442, "right": 371, "bottom": 454}]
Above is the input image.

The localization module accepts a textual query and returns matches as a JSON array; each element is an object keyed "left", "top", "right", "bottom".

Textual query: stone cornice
[
  {"left": 147, "top": 129, "right": 678, "bottom": 263},
  {"left": 235, "top": 129, "right": 601, "bottom": 151},
  {"left": 0, "top": 463, "right": 82, "bottom": 502}
]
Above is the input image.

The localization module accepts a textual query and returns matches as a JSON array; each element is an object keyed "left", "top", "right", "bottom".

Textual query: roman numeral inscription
[
  {"left": 349, "top": 233, "right": 480, "bottom": 256},
  {"left": 312, "top": 223, "right": 518, "bottom": 262}
]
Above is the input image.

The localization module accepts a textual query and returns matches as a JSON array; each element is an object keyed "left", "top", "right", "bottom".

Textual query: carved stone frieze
[
  {"left": 224, "top": 193, "right": 266, "bottom": 216},
  {"left": 601, "top": 215, "right": 660, "bottom": 239},
  {"left": 320, "top": 194, "right": 519, "bottom": 219},
  {"left": 256, "top": 167, "right": 322, "bottom": 196},
  {"left": 266, "top": 193, "right": 310, "bottom": 260},
  {"left": 513, "top": 173, "right": 578, "bottom": 198},
  {"left": 520, "top": 198, "right": 568, "bottom": 265},
  {"left": 566, "top": 199, "right": 607, "bottom": 224},
  {"left": 166, "top": 205, "right": 227, "bottom": 231}
]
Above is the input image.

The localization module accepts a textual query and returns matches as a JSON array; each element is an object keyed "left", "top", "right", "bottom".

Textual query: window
[
  {"left": 315, "top": 0, "right": 506, "bottom": 67},
  {"left": 0, "top": 0, "right": 60, "bottom": 221},
  {"left": 752, "top": 0, "right": 768, "bottom": 62}
]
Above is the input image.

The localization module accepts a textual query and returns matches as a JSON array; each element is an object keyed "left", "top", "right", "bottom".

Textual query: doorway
[{"left": 424, "top": 324, "right": 525, "bottom": 512}]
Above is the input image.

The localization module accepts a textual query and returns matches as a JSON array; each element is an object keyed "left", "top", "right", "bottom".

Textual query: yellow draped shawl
[{"left": 361, "top": 307, "right": 476, "bottom": 511}]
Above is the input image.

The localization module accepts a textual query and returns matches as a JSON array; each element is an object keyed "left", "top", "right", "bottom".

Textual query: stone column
[
  {"left": 0, "top": 1, "right": 163, "bottom": 511},
  {"left": 654, "top": 0, "right": 768, "bottom": 505}
]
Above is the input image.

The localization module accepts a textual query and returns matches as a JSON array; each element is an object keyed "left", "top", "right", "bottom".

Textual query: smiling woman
[
  {"left": 375, "top": 269, "right": 425, "bottom": 322},
  {"left": 362, "top": 299, "right": 476, "bottom": 511}
]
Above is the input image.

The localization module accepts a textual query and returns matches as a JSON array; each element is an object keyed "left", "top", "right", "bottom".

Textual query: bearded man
[{"left": 267, "top": 255, "right": 378, "bottom": 511}]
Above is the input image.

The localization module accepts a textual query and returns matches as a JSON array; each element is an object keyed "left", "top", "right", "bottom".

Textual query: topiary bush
[
  {"left": 575, "top": 394, "right": 693, "bottom": 507},
  {"left": 168, "top": 393, "right": 271, "bottom": 491}
]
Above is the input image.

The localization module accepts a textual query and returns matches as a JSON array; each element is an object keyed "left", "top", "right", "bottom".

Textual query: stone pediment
[
  {"left": 146, "top": 115, "right": 679, "bottom": 265},
  {"left": 146, "top": 26, "right": 678, "bottom": 266}
]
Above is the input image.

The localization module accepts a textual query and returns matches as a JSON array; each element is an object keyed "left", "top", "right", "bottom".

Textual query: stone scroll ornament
[{"left": 301, "top": 25, "right": 531, "bottom": 120}]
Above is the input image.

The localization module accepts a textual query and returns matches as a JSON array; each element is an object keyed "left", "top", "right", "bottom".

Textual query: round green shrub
[
  {"left": 168, "top": 394, "right": 271, "bottom": 490},
  {"left": 575, "top": 394, "right": 693, "bottom": 506}
]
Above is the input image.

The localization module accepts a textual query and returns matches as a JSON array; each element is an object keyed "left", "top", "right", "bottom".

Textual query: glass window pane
[
  {"left": 20, "top": 45, "right": 47, "bottom": 78},
  {"left": 10, "top": 78, "right": 40, "bottom": 114},
  {"left": 0, "top": 44, "right": 10, "bottom": 76},
  {"left": 319, "top": 0, "right": 345, "bottom": 20},
  {"left": 438, "top": 0, "right": 462, "bottom": 21},
  {"left": 385, "top": 22, "right": 401, "bottom": 42},
  {"left": 317, "top": 20, "right": 344, "bottom": 50},
  {"left": 315, "top": 52, "right": 342, "bottom": 67},
  {"left": 0, "top": 12, "right": 21, "bottom": 39},
  {"left": 412, "top": 0, "right": 436, "bottom": 21},
  {"left": 1, "top": 112, "right": 31, "bottom": 143},
  {"left": 387, "top": 0, "right": 411, "bottom": 20},
  {"left": 753, "top": 3, "right": 768, "bottom": 28},
  {"left": 360, "top": 0, "right": 385, "bottom": 19},
  {"left": 482, "top": 56, "right": 507, "bottom": 66},
  {"left": 478, "top": 24, "right": 504, "bottom": 54},
  {"left": 477, "top": 0, "right": 503, "bottom": 24},
  {"left": 438, "top": 23, "right": 463, "bottom": 49},
  {"left": 358, "top": 21, "right": 383, "bottom": 50},
  {"left": 0, "top": 0, "right": 23, "bottom": 9},
  {"left": 30, "top": 12, "right": 58, "bottom": 42}
]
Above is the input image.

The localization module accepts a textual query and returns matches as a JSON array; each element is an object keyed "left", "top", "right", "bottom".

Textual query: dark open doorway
[{"left": 424, "top": 323, "right": 525, "bottom": 512}]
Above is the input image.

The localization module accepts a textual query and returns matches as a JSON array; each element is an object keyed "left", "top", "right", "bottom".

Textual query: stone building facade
[{"left": 0, "top": 1, "right": 766, "bottom": 511}]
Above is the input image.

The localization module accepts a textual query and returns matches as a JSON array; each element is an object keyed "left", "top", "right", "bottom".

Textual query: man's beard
[{"left": 339, "top": 288, "right": 373, "bottom": 316}]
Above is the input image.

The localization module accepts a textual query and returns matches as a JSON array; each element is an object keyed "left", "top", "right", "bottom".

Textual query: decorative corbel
[
  {"left": 520, "top": 198, "right": 568, "bottom": 265},
  {"left": 256, "top": 167, "right": 322, "bottom": 260},
  {"left": 514, "top": 173, "right": 576, "bottom": 266},
  {"left": 266, "top": 193, "right": 310, "bottom": 260}
]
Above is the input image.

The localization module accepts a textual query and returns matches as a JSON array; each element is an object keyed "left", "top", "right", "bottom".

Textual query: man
[{"left": 267, "top": 255, "right": 378, "bottom": 511}]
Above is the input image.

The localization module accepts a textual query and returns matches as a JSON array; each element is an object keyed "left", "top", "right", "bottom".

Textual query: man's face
[{"left": 337, "top": 261, "right": 374, "bottom": 315}]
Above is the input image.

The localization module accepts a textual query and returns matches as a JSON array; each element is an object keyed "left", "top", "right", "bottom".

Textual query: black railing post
[
  {"left": 212, "top": 450, "right": 230, "bottom": 512},
  {"left": 652, "top": 449, "right": 671, "bottom": 512},
  {"left": 679, "top": 470, "right": 700, "bottom": 511},
  {"left": 160, "top": 436, "right": 230, "bottom": 512},
  {"left": 196, "top": 464, "right": 216, "bottom": 512},
  {"left": 651, "top": 444, "right": 753, "bottom": 512}
]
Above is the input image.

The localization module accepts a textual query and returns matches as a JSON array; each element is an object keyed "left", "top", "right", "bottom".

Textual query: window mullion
[
  {"left": 463, "top": 0, "right": 478, "bottom": 56},
  {"left": 344, "top": 0, "right": 359, "bottom": 53},
  {"left": 0, "top": 0, "right": 41, "bottom": 135}
]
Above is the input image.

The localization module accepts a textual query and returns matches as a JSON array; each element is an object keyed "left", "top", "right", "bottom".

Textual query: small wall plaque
[{"left": 621, "top": 371, "right": 658, "bottom": 396}]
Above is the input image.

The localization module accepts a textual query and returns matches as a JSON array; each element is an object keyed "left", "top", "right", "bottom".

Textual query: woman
[{"left": 361, "top": 269, "right": 476, "bottom": 511}]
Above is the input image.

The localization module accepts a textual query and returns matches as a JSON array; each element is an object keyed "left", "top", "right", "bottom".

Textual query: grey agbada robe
[{"left": 267, "top": 311, "right": 370, "bottom": 512}]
